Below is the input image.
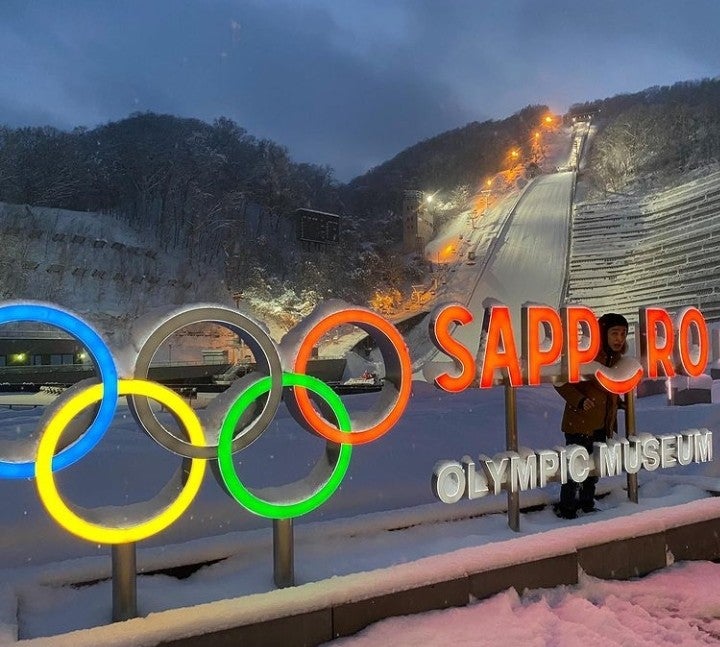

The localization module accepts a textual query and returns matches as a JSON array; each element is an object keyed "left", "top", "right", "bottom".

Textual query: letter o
[{"left": 432, "top": 461, "right": 466, "bottom": 503}]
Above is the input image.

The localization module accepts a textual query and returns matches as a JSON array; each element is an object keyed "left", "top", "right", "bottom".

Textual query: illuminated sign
[
  {"left": 0, "top": 298, "right": 716, "bottom": 541},
  {"left": 429, "top": 300, "right": 718, "bottom": 503},
  {"left": 429, "top": 302, "right": 718, "bottom": 394},
  {"left": 0, "top": 301, "right": 412, "bottom": 546}
]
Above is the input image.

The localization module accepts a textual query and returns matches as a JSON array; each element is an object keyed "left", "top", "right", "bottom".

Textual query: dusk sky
[{"left": 1, "top": 1, "right": 719, "bottom": 181}]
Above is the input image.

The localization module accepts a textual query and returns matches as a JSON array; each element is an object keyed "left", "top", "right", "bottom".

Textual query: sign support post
[
  {"left": 504, "top": 381, "right": 520, "bottom": 531},
  {"left": 273, "top": 518, "right": 294, "bottom": 588},
  {"left": 112, "top": 542, "right": 138, "bottom": 622},
  {"left": 625, "top": 389, "right": 639, "bottom": 503}
]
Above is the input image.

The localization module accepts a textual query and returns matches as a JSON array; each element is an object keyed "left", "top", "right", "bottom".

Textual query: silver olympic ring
[{"left": 128, "top": 306, "right": 284, "bottom": 459}]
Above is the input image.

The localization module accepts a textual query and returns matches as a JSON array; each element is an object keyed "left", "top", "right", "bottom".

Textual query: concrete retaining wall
[
  {"left": 21, "top": 501, "right": 720, "bottom": 646},
  {"left": 155, "top": 514, "right": 720, "bottom": 647}
]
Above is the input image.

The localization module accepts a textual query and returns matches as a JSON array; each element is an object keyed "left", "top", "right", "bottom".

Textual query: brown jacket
[{"left": 554, "top": 348, "right": 623, "bottom": 439}]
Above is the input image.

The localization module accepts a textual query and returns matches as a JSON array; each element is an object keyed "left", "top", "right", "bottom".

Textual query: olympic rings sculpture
[{"left": 0, "top": 301, "right": 412, "bottom": 544}]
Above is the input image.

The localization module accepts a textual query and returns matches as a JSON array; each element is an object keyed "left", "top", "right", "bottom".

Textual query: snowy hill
[{"left": 0, "top": 202, "right": 230, "bottom": 333}]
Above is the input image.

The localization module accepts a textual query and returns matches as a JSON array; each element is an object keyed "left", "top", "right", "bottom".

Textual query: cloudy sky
[{"left": 1, "top": 0, "right": 719, "bottom": 181}]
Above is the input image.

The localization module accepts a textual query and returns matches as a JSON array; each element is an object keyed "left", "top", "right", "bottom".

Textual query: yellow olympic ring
[{"left": 35, "top": 379, "right": 206, "bottom": 544}]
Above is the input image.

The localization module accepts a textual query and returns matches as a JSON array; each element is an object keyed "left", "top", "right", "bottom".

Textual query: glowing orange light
[
  {"left": 293, "top": 309, "right": 412, "bottom": 444},
  {"left": 562, "top": 306, "right": 600, "bottom": 382},
  {"left": 641, "top": 307, "right": 675, "bottom": 378},
  {"left": 480, "top": 306, "right": 522, "bottom": 387},
  {"left": 523, "top": 306, "right": 563, "bottom": 386},
  {"left": 595, "top": 365, "right": 644, "bottom": 395},
  {"left": 544, "top": 116, "right": 553, "bottom": 124},
  {"left": 675, "top": 307, "right": 709, "bottom": 377},
  {"left": 431, "top": 305, "right": 476, "bottom": 392}
]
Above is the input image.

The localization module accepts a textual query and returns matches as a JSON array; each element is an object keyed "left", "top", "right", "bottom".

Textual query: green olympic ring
[{"left": 218, "top": 372, "right": 352, "bottom": 519}]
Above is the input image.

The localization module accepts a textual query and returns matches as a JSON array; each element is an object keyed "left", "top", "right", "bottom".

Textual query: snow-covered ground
[
  {"left": 329, "top": 561, "right": 720, "bottom": 646},
  {"left": 4, "top": 126, "right": 720, "bottom": 643},
  {"left": 2, "top": 379, "right": 720, "bottom": 642}
]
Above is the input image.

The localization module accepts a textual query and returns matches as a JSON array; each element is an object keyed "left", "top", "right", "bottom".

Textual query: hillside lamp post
[{"left": 425, "top": 190, "right": 439, "bottom": 204}]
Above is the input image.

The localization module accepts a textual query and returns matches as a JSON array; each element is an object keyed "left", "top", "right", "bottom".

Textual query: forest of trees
[
  {"left": 0, "top": 106, "right": 543, "bottom": 313},
  {"left": 0, "top": 113, "right": 340, "bottom": 259},
  {"left": 1, "top": 78, "right": 719, "bottom": 315},
  {"left": 0, "top": 113, "right": 361, "bottom": 314},
  {"left": 344, "top": 104, "right": 549, "bottom": 222},
  {"left": 574, "top": 78, "right": 720, "bottom": 193}
]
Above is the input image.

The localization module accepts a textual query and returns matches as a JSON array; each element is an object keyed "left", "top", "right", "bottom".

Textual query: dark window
[{"left": 50, "top": 354, "right": 74, "bottom": 365}]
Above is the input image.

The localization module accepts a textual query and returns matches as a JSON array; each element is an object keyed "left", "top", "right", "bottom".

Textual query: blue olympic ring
[{"left": 0, "top": 304, "right": 118, "bottom": 479}]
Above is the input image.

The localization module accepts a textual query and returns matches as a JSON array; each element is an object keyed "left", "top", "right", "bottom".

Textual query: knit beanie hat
[{"left": 598, "top": 312, "right": 628, "bottom": 331}]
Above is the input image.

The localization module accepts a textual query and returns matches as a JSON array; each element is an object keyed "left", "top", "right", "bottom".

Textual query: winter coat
[{"left": 554, "top": 347, "right": 623, "bottom": 439}]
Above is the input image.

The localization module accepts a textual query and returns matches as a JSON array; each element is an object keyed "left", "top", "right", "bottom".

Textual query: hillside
[
  {"left": 0, "top": 202, "right": 229, "bottom": 334},
  {"left": 343, "top": 104, "right": 552, "bottom": 220},
  {"left": 572, "top": 78, "right": 720, "bottom": 195},
  {"left": 1, "top": 78, "right": 720, "bottom": 325}
]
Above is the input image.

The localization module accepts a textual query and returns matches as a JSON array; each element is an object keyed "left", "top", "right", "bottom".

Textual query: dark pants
[{"left": 559, "top": 429, "right": 606, "bottom": 512}]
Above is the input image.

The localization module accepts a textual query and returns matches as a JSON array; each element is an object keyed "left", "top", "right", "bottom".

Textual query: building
[
  {"left": 0, "top": 328, "right": 86, "bottom": 367},
  {"left": 402, "top": 191, "right": 433, "bottom": 254}
]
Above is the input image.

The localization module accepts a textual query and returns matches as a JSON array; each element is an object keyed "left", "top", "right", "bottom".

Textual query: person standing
[{"left": 554, "top": 313, "right": 629, "bottom": 519}]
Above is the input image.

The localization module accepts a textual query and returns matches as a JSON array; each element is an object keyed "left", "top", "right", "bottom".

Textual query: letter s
[{"left": 429, "top": 304, "right": 476, "bottom": 392}]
